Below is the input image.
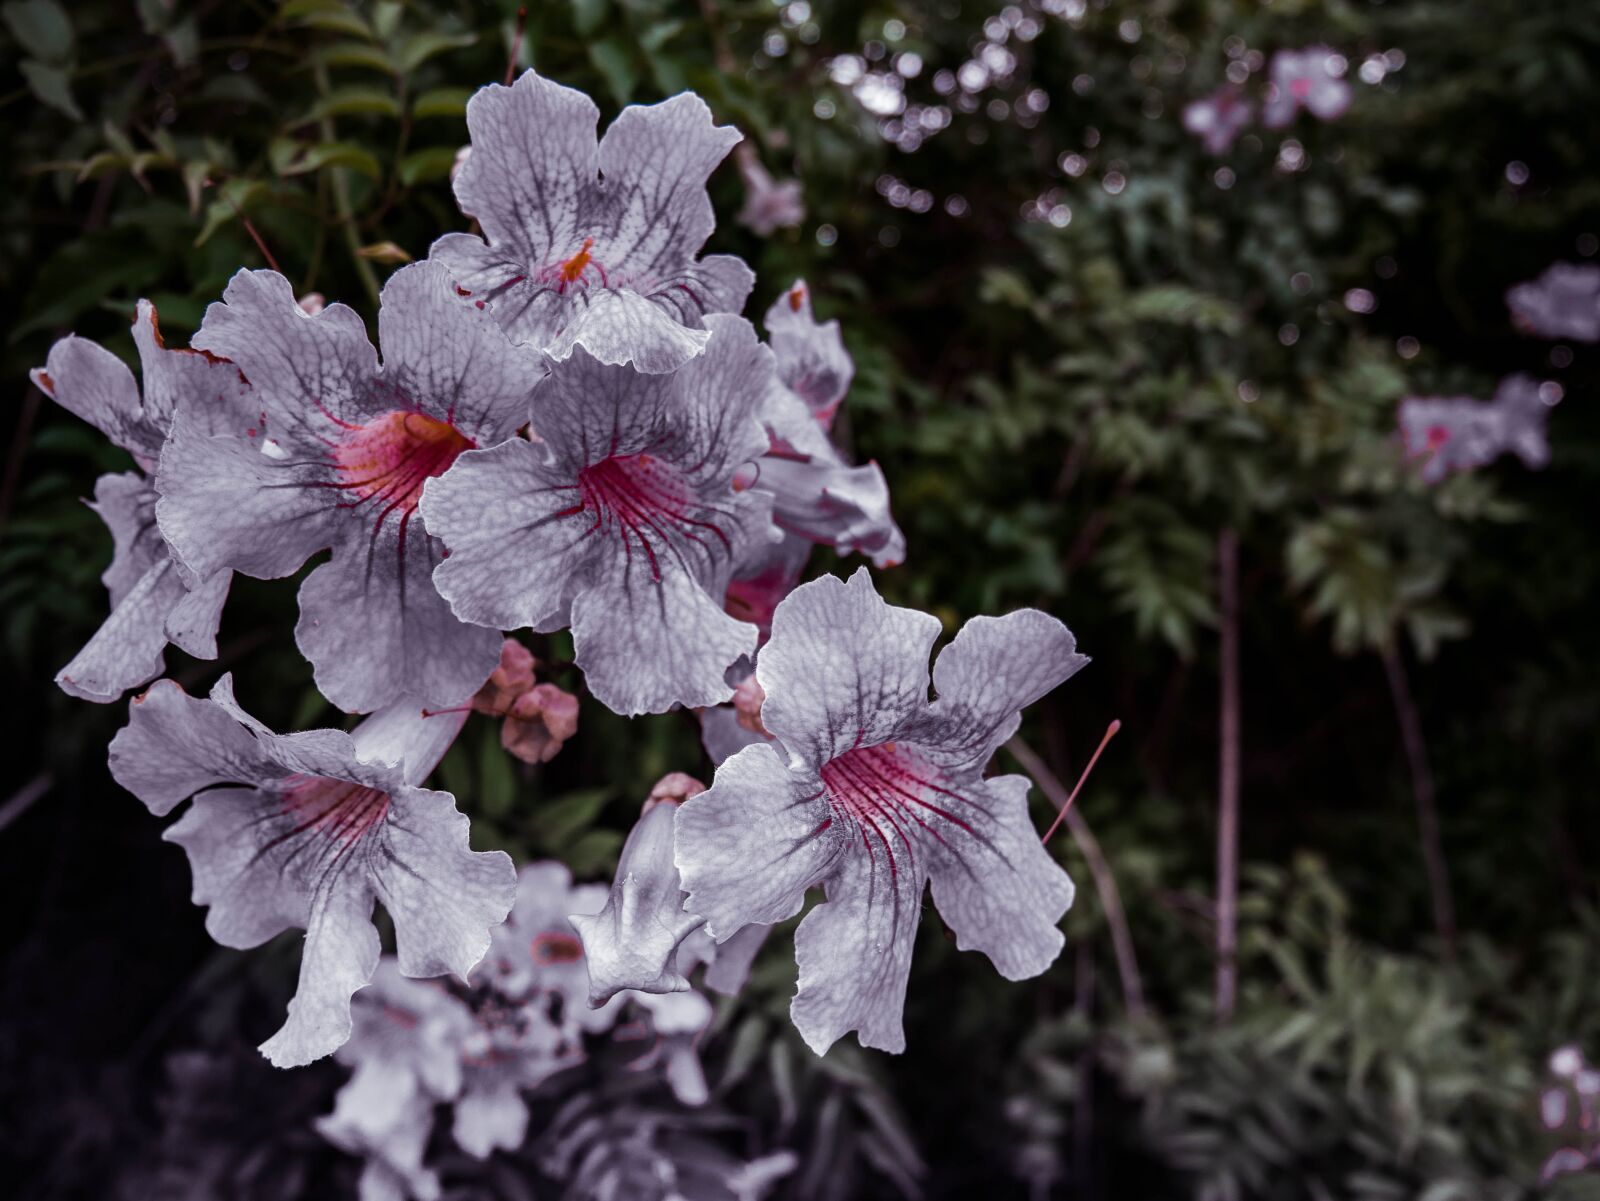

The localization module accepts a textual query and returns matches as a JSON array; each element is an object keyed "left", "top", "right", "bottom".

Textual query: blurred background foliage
[{"left": 2, "top": 0, "right": 1599, "bottom": 1197}]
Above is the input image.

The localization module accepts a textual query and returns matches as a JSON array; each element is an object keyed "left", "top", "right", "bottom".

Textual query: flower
[
  {"left": 1398, "top": 373, "right": 1556, "bottom": 484},
  {"left": 158, "top": 261, "right": 544, "bottom": 713},
  {"left": 675, "top": 568, "right": 1084, "bottom": 1054},
  {"left": 430, "top": 71, "right": 755, "bottom": 375},
  {"left": 1506, "top": 262, "right": 1600, "bottom": 342},
  {"left": 1262, "top": 47, "right": 1352, "bottom": 128},
  {"left": 736, "top": 156, "right": 806, "bottom": 237},
  {"left": 421, "top": 313, "right": 779, "bottom": 716},
  {"left": 747, "top": 282, "right": 905, "bottom": 569},
  {"left": 108, "top": 675, "right": 516, "bottom": 1067},
  {"left": 30, "top": 301, "right": 247, "bottom": 701},
  {"left": 1181, "top": 86, "right": 1255, "bottom": 154},
  {"left": 570, "top": 775, "right": 709, "bottom": 1005},
  {"left": 503, "top": 683, "right": 580, "bottom": 764}
]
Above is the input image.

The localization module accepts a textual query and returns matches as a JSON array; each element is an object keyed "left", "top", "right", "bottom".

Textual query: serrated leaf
[
  {"left": 19, "top": 59, "right": 82, "bottom": 120},
  {"left": 398, "top": 145, "right": 459, "bottom": 185},
  {"left": 412, "top": 86, "right": 470, "bottom": 119},
  {"left": 3, "top": 0, "right": 72, "bottom": 62}
]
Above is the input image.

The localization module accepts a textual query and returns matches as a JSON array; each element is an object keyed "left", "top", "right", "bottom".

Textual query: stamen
[
  {"left": 1040, "top": 719, "right": 1120, "bottom": 845},
  {"left": 555, "top": 238, "right": 597, "bottom": 291}
]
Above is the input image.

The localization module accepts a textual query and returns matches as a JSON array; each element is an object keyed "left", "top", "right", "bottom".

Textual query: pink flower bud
[{"left": 733, "top": 676, "right": 769, "bottom": 737}]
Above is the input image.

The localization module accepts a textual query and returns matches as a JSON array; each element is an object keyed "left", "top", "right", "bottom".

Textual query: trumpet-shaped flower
[
  {"left": 158, "top": 262, "right": 544, "bottom": 713},
  {"left": 431, "top": 71, "right": 754, "bottom": 374},
  {"left": 1399, "top": 373, "right": 1556, "bottom": 484},
  {"left": 421, "top": 314, "right": 778, "bottom": 716},
  {"left": 675, "top": 569, "right": 1084, "bottom": 1054},
  {"left": 1506, "top": 262, "right": 1600, "bottom": 343},
  {"left": 108, "top": 675, "right": 515, "bottom": 1067},
  {"left": 30, "top": 302, "right": 247, "bottom": 701},
  {"left": 736, "top": 157, "right": 806, "bottom": 237},
  {"left": 1182, "top": 86, "right": 1255, "bottom": 154},
  {"left": 1261, "top": 46, "right": 1352, "bottom": 128}
]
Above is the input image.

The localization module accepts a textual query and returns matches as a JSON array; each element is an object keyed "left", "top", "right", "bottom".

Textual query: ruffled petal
[
  {"left": 791, "top": 851, "right": 925, "bottom": 1055},
  {"left": 373, "top": 786, "right": 517, "bottom": 980},
  {"left": 294, "top": 519, "right": 502, "bottom": 713},
  {"left": 763, "top": 280, "right": 854, "bottom": 419},
  {"left": 701, "top": 922, "right": 772, "bottom": 996},
  {"left": 30, "top": 333, "right": 154, "bottom": 462},
  {"left": 756, "top": 568, "right": 941, "bottom": 768},
  {"left": 422, "top": 438, "right": 598, "bottom": 631},
  {"left": 374, "top": 260, "right": 544, "bottom": 444},
  {"left": 757, "top": 455, "right": 906, "bottom": 568},
  {"left": 56, "top": 557, "right": 184, "bottom": 703},
  {"left": 918, "top": 609, "right": 1088, "bottom": 773},
  {"left": 675, "top": 743, "right": 838, "bottom": 939},
  {"left": 89, "top": 471, "right": 165, "bottom": 607},
  {"left": 107, "top": 677, "right": 281, "bottom": 815},
  {"left": 350, "top": 701, "right": 467, "bottom": 787},
  {"left": 453, "top": 1081, "right": 529, "bottom": 1159},
  {"left": 595, "top": 91, "right": 741, "bottom": 279},
  {"left": 545, "top": 286, "right": 710, "bottom": 375},
  {"left": 131, "top": 299, "right": 253, "bottom": 441},
  {"left": 164, "top": 568, "right": 232, "bottom": 659},
  {"left": 926, "top": 773, "right": 1073, "bottom": 980}
]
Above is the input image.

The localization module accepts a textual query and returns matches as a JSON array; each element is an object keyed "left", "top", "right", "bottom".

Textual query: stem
[
  {"left": 1215, "top": 526, "right": 1241, "bottom": 1021},
  {"left": 313, "top": 61, "right": 381, "bottom": 308},
  {"left": 1006, "top": 735, "right": 1147, "bottom": 1022},
  {"left": 1380, "top": 643, "right": 1458, "bottom": 957}
]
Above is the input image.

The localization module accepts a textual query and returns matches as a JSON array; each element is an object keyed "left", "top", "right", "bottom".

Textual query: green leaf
[
  {"left": 270, "top": 137, "right": 381, "bottom": 179},
  {"left": 308, "top": 40, "right": 396, "bottom": 73},
  {"left": 19, "top": 59, "right": 82, "bottom": 120},
  {"left": 398, "top": 145, "right": 460, "bottom": 186},
  {"left": 296, "top": 85, "right": 401, "bottom": 123},
  {"left": 588, "top": 38, "right": 638, "bottom": 106},
  {"left": 278, "top": 0, "right": 372, "bottom": 38},
  {"left": 2, "top": 0, "right": 73, "bottom": 63},
  {"left": 195, "top": 178, "right": 266, "bottom": 246},
  {"left": 477, "top": 724, "right": 516, "bottom": 816},
  {"left": 392, "top": 30, "right": 476, "bottom": 73},
  {"left": 412, "top": 86, "right": 470, "bottom": 119}
]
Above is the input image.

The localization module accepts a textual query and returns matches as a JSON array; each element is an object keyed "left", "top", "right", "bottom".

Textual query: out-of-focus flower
[
  {"left": 30, "top": 302, "right": 247, "bottom": 701},
  {"left": 1551, "top": 1045, "right": 1586, "bottom": 1079},
  {"left": 108, "top": 677, "right": 513, "bottom": 1067},
  {"left": 764, "top": 281, "right": 853, "bottom": 429},
  {"left": 1182, "top": 86, "right": 1254, "bottom": 154},
  {"left": 422, "top": 315, "right": 779, "bottom": 716},
  {"left": 1398, "top": 373, "right": 1556, "bottom": 484},
  {"left": 736, "top": 155, "right": 805, "bottom": 236},
  {"left": 676, "top": 568, "right": 1083, "bottom": 1054},
  {"left": 160, "top": 262, "right": 544, "bottom": 713},
  {"left": 431, "top": 71, "right": 754, "bottom": 374},
  {"left": 1507, "top": 262, "right": 1600, "bottom": 342},
  {"left": 297, "top": 292, "right": 326, "bottom": 316},
  {"left": 1262, "top": 46, "right": 1352, "bottom": 128}
]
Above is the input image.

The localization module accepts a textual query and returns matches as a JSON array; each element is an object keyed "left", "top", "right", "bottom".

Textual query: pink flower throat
[
  {"left": 280, "top": 775, "right": 391, "bottom": 844},
  {"left": 329, "top": 410, "right": 474, "bottom": 534},
  {"left": 817, "top": 742, "right": 981, "bottom": 882},
  {"left": 567, "top": 454, "right": 732, "bottom": 582}
]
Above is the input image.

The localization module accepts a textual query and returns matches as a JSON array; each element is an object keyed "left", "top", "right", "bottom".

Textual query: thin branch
[
  {"left": 1215, "top": 526, "right": 1241, "bottom": 1021},
  {"left": 1006, "top": 735, "right": 1147, "bottom": 1022},
  {"left": 1380, "top": 643, "right": 1458, "bottom": 957}
]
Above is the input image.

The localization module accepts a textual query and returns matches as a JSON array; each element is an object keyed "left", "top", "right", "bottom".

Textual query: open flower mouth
[
  {"left": 567, "top": 453, "right": 735, "bottom": 582},
  {"left": 818, "top": 743, "right": 991, "bottom": 883},
  {"left": 541, "top": 236, "right": 610, "bottom": 294},
  {"left": 279, "top": 775, "right": 392, "bottom": 846},
  {"left": 328, "top": 410, "right": 475, "bottom": 537}
]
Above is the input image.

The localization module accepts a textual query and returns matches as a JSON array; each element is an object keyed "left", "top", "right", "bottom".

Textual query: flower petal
[
  {"left": 56, "top": 557, "right": 184, "bottom": 703},
  {"left": 375, "top": 260, "right": 544, "bottom": 444},
  {"left": 926, "top": 773, "right": 1073, "bottom": 979},
  {"left": 89, "top": 471, "right": 165, "bottom": 607},
  {"left": 544, "top": 286, "right": 711, "bottom": 374},
  {"left": 756, "top": 568, "right": 941, "bottom": 768},
  {"left": 763, "top": 280, "right": 854, "bottom": 419},
  {"left": 131, "top": 298, "right": 253, "bottom": 441},
  {"left": 373, "top": 786, "right": 517, "bottom": 981},
  {"left": 422, "top": 438, "right": 596, "bottom": 631},
  {"left": 30, "top": 333, "right": 154, "bottom": 462},
  {"left": 164, "top": 568, "right": 232, "bottom": 659},
  {"left": 675, "top": 743, "right": 838, "bottom": 939},
  {"left": 757, "top": 455, "right": 906, "bottom": 568},
  {"left": 701, "top": 922, "right": 772, "bottom": 996},
  {"left": 453, "top": 1081, "right": 529, "bottom": 1159},
  {"left": 791, "top": 852, "right": 925, "bottom": 1055},
  {"left": 294, "top": 521, "right": 502, "bottom": 713},
  {"left": 919, "top": 609, "right": 1088, "bottom": 773}
]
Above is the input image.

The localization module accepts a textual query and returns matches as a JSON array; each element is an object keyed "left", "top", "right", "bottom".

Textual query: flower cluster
[
  {"left": 1538, "top": 1044, "right": 1600, "bottom": 1184},
  {"left": 38, "top": 72, "right": 1085, "bottom": 1093},
  {"left": 1507, "top": 262, "right": 1600, "bottom": 343},
  {"left": 1183, "top": 45, "right": 1353, "bottom": 154},
  {"left": 1399, "top": 374, "right": 1559, "bottom": 484}
]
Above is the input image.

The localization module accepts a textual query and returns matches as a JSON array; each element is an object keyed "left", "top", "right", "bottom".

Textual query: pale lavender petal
[
  {"left": 372, "top": 786, "right": 517, "bottom": 980},
  {"left": 453, "top": 1081, "right": 529, "bottom": 1159},
  {"left": 294, "top": 520, "right": 502, "bottom": 713},
  {"left": 30, "top": 334, "right": 152, "bottom": 461},
  {"left": 422, "top": 438, "right": 596, "bottom": 631},
  {"left": 453, "top": 71, "right": 599, "bottom": 272},
  {"left": 697, "top": 704, "right": 774, "bottom": 766},
  {"left": 919, "top": 609, "right": 1088, "bottom": 773},
  {"left": 569, "top": 800, "right": 704, "bottom": 1004},
  {"left": 57, "top": 557, "right": 184, "bottom": 703},
  {"left": 163, "top": 568, "right": 232, "bottom": 659},
  {"left": 350, "top": 701, "right": 467, "bottom": 786},
  {"left": 756, "top": 568, "right": 941, "bottom": 768},
  {"left": 375, "top": 260, "right": 544, "bottom": 444},
  {"left": 926, "top": 774, "right": 1073, "bottom": 978},
  {"left": 674, "top": 252, "right": 757, "bottom": 319},
  {"left": 791, "top": 852, "right": 925, "bottom": 1055},
  {"left": 675, "top": 743, "right": 838, "bottom": 939},
  {"left": 88, "top": 472, "right": 164, "bottom": 607},
  {"left": 318, "top": 1063, "right": 441, "bottom": 1201},
  {"left": 596, "top": 91, "right": 741, "bottom": 280},
  {"left": 131, "top": 299, "right": 253, "bottom": 441},
  {"left": 107, "top": 677, "right": 280, "bottom": 815},
  {"left": 701, "top": 922, "right": 772, "bottom": 996},
  {"left": 1507, "top": 262, "right": 1600, "bottom": 342},
  {"left": 756, "top": 455, "right": 906, "bottom": 568},
  {"left": 763, "top": 281, "right": 853, "bottom": 419},
  {"left": 545, "top": 286, "right": 710, "bottom": 374}
]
